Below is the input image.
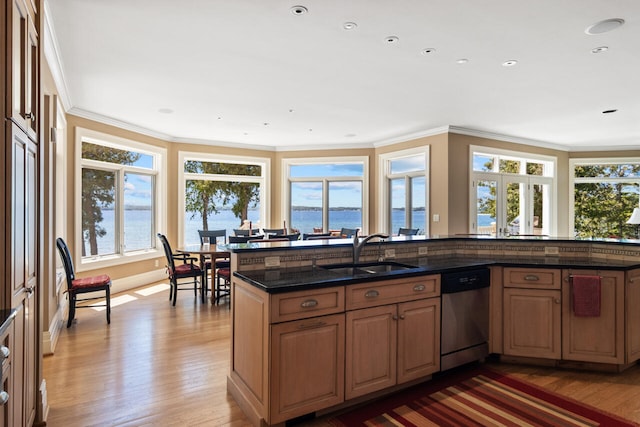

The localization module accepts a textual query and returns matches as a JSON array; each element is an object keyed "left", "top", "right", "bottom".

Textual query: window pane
[
  {"left": 527, "top": 162, "right": 544, "bottom": 176},
  {"left": 390, "top": 178, "right": 406, "bottom": 233},
  {"left": 290, "top": 163, "right": 363, "bottom": 178},
  {"left": 328, "top": 181, "right": 362, "bottom": 231},
  {"left": 82, "top": 168, "right": 116, "bottom": 257},
  {"left": 575, "top": 164, "right": 640, "bottom": 178},
  {"left": 184, "top": 178, "right": 260, "bottom": 243},
  {"left": 476, "top": 180, "right": 497, "bottom": 235},
  {"left": 184, "top": 160, "right": 262, "bottom": 176},
  {"left": 533, "top": 183, "right": 549, "bottom": 235},
  {"left": 290, "top": 182, "right": 323, "bottom": 234},
  {"left": 473, "top": 155, "right": 494, "bottom": 172},
  {"left": 82, "top": 141, "right": 151, "bottom": 168},
  {"left": 124, "top": 173, "right": 154, "bottom": 252},
  {"left": 574, "top": 182, "right": 639, "bottom": 238},
  {"left": 411, "top": 176, "right": 425, "bottom": 233},
  {"left": 506, "top": 181, "right": 524, "bottom": 235},
  {"left": 500, "top": 159, "right": 520, "bottom": 174},
  {"left": 390, "top": 155, "right": 424, "bottom": 174}
]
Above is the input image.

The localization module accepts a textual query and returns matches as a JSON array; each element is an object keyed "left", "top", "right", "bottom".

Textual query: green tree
[
  {"left": 82, "top": 143, "right": 140, "bottom": 256},
  {"left": 574, "top": 165, "right": 640, "bottom": 238},
  {"left": 184, "top": 161, "right": 261, "bottom": 230}
]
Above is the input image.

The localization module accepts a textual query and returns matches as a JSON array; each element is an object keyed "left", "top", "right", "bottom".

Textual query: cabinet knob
[
  {"left": 524, "top": 275, "right": 540, "bottom": 281},
  {"left": 364, "top": 290, "right": 379, "bottom": 298},
  {"left": 554, "top": 298, "right": 561, "bottom": 304},
  {"left": 26, "top": 286, "right": 35, "bottom": 295},
  {"left": 0, "top": 391, "right": 8, "bottom": 405},
  {"left": 0, "top": 346, "right": 9, "bottom": 359},
  {"left": 392, "top": 315, "right": 398, "bottom": 320},
  {"left": 25, "top": 112, "right": 34, "bottom": 120},
  {"left": 300, "top": 299, "right": 318, "bottom": 308},
  {"left": 413, "top": 284, "right": 426, "bottom": 292}
]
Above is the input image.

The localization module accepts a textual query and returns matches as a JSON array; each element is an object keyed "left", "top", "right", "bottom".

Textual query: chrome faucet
[{"left": 353, "top": 230, "right": 390, "bottom": 265}]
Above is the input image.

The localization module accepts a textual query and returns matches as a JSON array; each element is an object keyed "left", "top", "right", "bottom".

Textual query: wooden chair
[
  {"left": 339, "top": 227, "right": 359, "bottom": 238},
  {"left": 398, "top": 227, "right": 419, "bottom": 236},
  {"left": 263, "top": 228, "right": 287, "bottom": 237},
  {"left": 229, "top": 235, "right": 254, "bottom": 243},
  {"left": 303, "top": 232, "right": 331, "bottom": 240},
  {"left": 157, "top": 233, "right": 205, "bottom": 306},
  {"left": 233, "top": 228, "right": 260, "bottom": 236},
  {"left": 56, "top": 238, "right": 112, "bottom": 328},
  {"left": 198, "top": 229, "right": 230, "bottom": 300}
]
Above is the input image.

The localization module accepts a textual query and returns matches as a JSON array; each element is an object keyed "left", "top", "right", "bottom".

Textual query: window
[
  {"left": 179, "top": 152, "right": 269, "bottom": 246},
  {"left": 283, "top": 158, "right": 368, "bottom": 235},
  {"left": 470, "top": 146, "right": 555, "bottom": 236},
  {"left": 379, "top": 148, "right": 428, "bottom": 235},
  {"left": 570, "top": 159, "right": 640, "bottom": 239},
  {"left": 76, "top": 128, "right": 166, "bottom": 268}
]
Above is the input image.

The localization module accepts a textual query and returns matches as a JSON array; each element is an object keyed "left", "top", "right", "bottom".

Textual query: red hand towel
[{"left": 572, "top": 275, "right": 601, "bottom": 317}]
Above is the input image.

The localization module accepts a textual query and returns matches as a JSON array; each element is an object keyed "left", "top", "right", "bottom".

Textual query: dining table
[{"left": 176, "top": 244, "right": 231, "bottom": 304}]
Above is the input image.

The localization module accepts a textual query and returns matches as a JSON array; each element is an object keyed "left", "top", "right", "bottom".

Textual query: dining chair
[
  {"left": 56, "top": 238, "right": 112, "bottom": 327},
  {"left": 303, "top": 232, "right": 331, "bottom": 240},
  {"left": 233, "top": 228, "right": 260, "bottom": 236},
  {"left": 198, "top": 229, "right": 230, "bottom": 287},
  {"left": 157, "top": 233, "right": 205, "bottom": 305},
  {"left": 263, "top": 228, "right": 287, "bottom": 237},
  {"left": 229, "top": 235, "right": 254, "bottom": 243},
  {"left": 398, "top": 227, "right": 419, "bottom": 236},
  {"left": 340, "top": 227, "right": 359, "bottom": 238}
]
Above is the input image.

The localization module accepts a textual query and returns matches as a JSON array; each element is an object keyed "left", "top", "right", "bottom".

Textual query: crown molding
[
  {"left": 43, "top": 0, "right": 73, "bottom": 111},
  {"left": 448, "top": 126, "right": 570, "bottom": 152},
  {"left": 373, "top": 126, "right": 451, "bottom": 148}
]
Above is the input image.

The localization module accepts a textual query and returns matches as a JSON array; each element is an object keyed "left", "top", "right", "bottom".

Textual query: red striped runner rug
[{"left": 330, "top": 366, "right": 639, "bottom": 427}]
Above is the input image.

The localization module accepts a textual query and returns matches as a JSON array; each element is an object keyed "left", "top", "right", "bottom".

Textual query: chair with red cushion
[
  {"left": 56, "top": 238, "right": 112, "bottom": 328},
  {"left": 157, "top": 233, "right": 205, "bottom": 305}
]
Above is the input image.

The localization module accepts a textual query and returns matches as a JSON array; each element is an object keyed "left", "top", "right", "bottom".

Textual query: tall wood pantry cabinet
[{"left": 2, "top": 0, "right": 43, "bottom": 425}]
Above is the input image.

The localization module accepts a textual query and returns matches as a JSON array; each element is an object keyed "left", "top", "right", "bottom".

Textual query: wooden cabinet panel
[
  {"left": 503, "top": 267, "right": 561, "bottom": 289},
  {"left": 270, "top": 286, "right": 344, "bottom": 323},
  {"left": 397, "top": 298, "right": 440, "bottom": 383},
  {"left": 503, "top": 288, "right": 561, "bottom": 359},
  {"left": 626, "top": 269, "right": 640, "bottom": 363},
  {"left": 345, "top": 305, "right": 397, "bottom": 399},
  {"left": 346, "top": 275, "right": 439, "bottom": 310},
  {"left": 562, "top": 270, "right": 624, "bottom": 364},
  {"left": 270, "top": 314, "right": 344, "bottom": 423}
]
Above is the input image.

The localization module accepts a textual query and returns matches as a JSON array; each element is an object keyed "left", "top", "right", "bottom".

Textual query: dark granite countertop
[{"left": 234, "top": 256, "right": 640, "bottom": 294}]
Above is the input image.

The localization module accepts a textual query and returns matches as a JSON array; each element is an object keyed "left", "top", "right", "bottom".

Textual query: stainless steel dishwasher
[{"left": 440, "top": 267, "right": 490, "bottom": 371}]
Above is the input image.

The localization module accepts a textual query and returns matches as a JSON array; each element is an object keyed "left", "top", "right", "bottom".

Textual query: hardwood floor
[{"left": 44, "top": 282, "right": 640, "bottom": 426}]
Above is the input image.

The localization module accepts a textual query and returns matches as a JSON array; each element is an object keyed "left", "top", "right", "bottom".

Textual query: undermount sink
[{"left": 320, "top": 261, "right": 417, "bottom": 276}]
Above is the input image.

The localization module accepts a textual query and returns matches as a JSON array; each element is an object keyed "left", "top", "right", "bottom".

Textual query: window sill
[{"left": 77, "top": 248, "right": 162, "bottom": 272}]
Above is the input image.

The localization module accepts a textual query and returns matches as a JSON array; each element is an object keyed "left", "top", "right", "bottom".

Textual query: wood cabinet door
[
  {"left": 270, "top": 314, "right": 344, "bottom": 424},
  {"left": 562, "top": 270, "right": 624, "bottom": 364},
  {"left": 626, "top": 269, "right": 640, "bottom": 363},
  {"left": 503, "top": 288, "right": 561, "bottom": 359},
  {"left": 346, "top": 305, "right": 397, "bottom": 399},
  {"left": 397, "top": 298, "right": 440, "bottom": 384}
]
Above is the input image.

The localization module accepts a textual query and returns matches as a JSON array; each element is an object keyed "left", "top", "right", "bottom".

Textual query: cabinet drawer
[
  {"left": 504, "top": 268, "right": 561, "bottom": 289},
  {"left": 270, "top": 287, "right": 345, "bottom": 323},
  {"left": 346, "top": 275, "right": 440, "bottom": 310}
]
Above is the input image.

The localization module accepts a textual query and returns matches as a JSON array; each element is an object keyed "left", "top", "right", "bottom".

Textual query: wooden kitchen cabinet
[
  {"left": 562, "top": 269, "right": 624, "bottom": 364},
  {"left": 626, "top": 268, "right": 640, "bottom": 363},
  {"left": 502, "top": 268, "right": 562, "bottom": 360},
  {"left": 345, "top": 275, "right": 440, "bottom": 400},
  {"left": 229, "top": 279, "right": 345, "bottom": 426}
]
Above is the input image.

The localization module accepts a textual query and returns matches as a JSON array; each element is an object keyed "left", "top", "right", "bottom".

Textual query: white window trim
[
  {"left": 378, "top": 147, "right": 430, "bottom": 235},
  {"left": 282, "top": 156, "right": 369, "bottom": 234},
  {"left": 569, "top": 157, "right": 640, "bottom": 236},
  {"left": 74, "top": 127, "right": 167, "bottom": 271},
  {"left": 469, "top": 145, "right": 557, "bottom": 236},
  {"left": 178, "top": 151, "right": 270, "bottom": 247}
]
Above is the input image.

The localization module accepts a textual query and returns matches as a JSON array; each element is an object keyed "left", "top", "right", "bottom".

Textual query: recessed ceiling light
[
  {"left": 421, "top": 48, "right": 436, "bottom": 55},
  {"left": 456, "top": 58, "right": 469, "bottom": 64},
  {"left": 585, "top": 18, "right": 625, "bottom": 35},
  {"left": 345, "top": 133, "right": 357, "bottom": 138},
  {"left": 343, "top": 22, "right": 357, "bottom": 30},
  {"left": 591, "top": 46, "right": 609, "bottom": 54},
  {"left": 289, "top": 109, "right": 295, "bottom": 113},
  {"left": 502, "top": 60, "right": 518, "bottom": 67},
  {"left": 290, "top": 5, "right": 308, "bottom": 15},
  {"left": 385, "top": 36, "right": 399, "bottom": 44},
  {"left": 263, "top": 122, "right": 270, "bottom": 126},
  {"left": 158, "top": 108, "right": 173, "bottom": 114},
  {"left": 602, "top": 109, "right": 618, "bottom": 114}
]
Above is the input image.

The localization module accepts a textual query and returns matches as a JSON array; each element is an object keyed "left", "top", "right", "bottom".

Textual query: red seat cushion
[
  {"left": 172, "top": 264, "right": 202, "bottom": 275},
  {"left": 72, "top": 274, "right": 111, "bottom": 289},
  {"left": 217, "top": 268, "right": 230, "bottom": 279}
]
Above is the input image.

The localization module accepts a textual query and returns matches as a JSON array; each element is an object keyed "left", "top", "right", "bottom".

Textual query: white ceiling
[{"left": 45, "top": 0, "right": 640, "bottom": 152}]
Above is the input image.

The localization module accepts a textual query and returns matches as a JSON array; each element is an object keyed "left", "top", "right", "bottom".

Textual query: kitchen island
[{"left": 225, "top": 236, "right": 640, "bottom": 426}]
